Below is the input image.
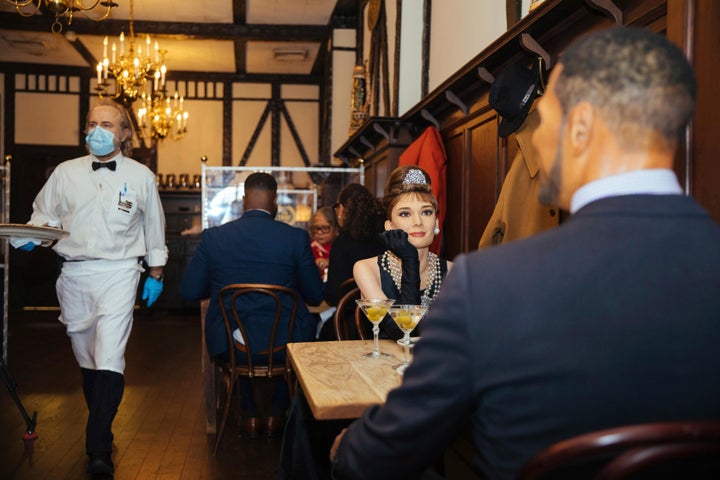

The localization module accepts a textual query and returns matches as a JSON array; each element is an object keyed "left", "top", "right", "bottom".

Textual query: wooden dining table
[{"left": 287, "top": 339, "right": 406, "bottom": 420}]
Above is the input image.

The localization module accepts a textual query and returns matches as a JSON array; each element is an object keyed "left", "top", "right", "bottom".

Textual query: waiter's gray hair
[{"left": 88, "top": 100, "right": 137, "bottom": 157}]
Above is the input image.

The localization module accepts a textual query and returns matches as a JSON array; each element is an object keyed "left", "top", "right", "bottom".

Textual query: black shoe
[
  {"left": 87, "top": 452, "right": 114, "bottom": 475},
  {"left": 241, "top": 416, "right": 261, "bottom": 439}
]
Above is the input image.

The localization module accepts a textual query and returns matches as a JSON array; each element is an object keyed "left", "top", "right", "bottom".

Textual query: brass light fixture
[
  {"left": 137, "top": 90, "right": 188, "bottom": 142},
  {"left": 93, "top": 0, "right": 188, "bottom": 142},
  {"left": 95, "top": 0, "right": 164, "bottom": 105},
  {"left": 5, "top": 0, "right": 118, "bottom": 33}
]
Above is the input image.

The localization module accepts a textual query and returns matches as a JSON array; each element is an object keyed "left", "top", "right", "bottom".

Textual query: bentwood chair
[
  {"left": 518, "top": 421, "right": 720, "bottom": 480},
  {"left": 213, "top": 283, "right": 298, "bottom": 455},
  {"left": 333, "top": 286, "right": 369, "bottom": 340}
]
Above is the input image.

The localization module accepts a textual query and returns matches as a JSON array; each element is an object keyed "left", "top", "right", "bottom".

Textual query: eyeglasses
[{"left": 312, "top": 225, "right": 332, "bottom": 233}]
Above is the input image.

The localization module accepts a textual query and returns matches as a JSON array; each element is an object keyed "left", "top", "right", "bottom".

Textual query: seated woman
[
  {"left": 353, "top": 165, "right": 453, "bottom": 340},
  {"left": 323, "top": 183, "right": 385, "bottom": 307},
  {"left": 308, "top": 206, "right": 339, "bottom": 279}
]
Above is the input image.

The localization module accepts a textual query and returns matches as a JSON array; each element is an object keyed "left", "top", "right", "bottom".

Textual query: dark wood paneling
[
  {"left": 443, "top": 131, "right": 465, "bottom": 259},
  {"left": 467, "top": 115, "right": 502, "bottom": 252},
  {"left": 686, "top": 0, "right": 720, "bottom": 221}
]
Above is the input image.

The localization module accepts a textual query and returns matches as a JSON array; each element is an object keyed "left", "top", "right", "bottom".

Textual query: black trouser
[{"left": 80, "top": 368, "right": 124, "bottom": 455}]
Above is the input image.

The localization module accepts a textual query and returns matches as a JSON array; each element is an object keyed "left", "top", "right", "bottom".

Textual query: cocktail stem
[
  {"left": 403, "top": 333, "right": 411, "bottom": 366},
  {"left": 372, "top": 324, "right": 381, "bottom": 359}
]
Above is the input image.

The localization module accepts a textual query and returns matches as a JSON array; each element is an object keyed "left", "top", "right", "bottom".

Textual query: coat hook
[
  {"left": 421, "top": 109, "right": 440, "bottom": 130},
  {"left": 585, "top": 0, "right": 623, "bottom": 26},
  {"left": 359, "top": 135, "right": 375, "bottom": 153},
  {"left": 477, "top": 67, "right": 495, "bottom": 84},
  {"left": 373, "top": 123, "right": 390, "bottom": 142},
  {"left": 445, "top": 89, "right": 468, "bottom": 115},
  {"left": 519, "top": 33, "right": 552, "bottom": 69},
  {"left": 348, "top": 146, "right": 363, "bottom": 160}
]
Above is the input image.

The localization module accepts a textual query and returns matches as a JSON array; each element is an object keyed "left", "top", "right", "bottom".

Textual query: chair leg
[{"left": 213, "top": 370, "right": 236, "bottom": 456}]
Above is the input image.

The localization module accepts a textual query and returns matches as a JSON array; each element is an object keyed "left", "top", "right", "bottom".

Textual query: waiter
[{"left": 13, "top": 100, "right": 168, "bottom": 476}]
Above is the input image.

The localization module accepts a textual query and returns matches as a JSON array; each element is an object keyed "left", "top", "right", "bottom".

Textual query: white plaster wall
[
  {"left": 398, "top": 0, "right": 423, "bottom": 115},
  {"left": 15, "top": 92, "right": 79, "bottom": 146},
  {"left": 428, "top": 0, "right": 507, "bottom": 92},
  {"left": 157, "top": 99, "right": 223, "bottom": 177},
  {"left": 232, "top": 99, "right": 271, "bottom": 168},
  {"left": 0, "top": 74, "right": 4, "bottom": 159},
  {"left": 331, "top": 29, "right": 356, "bottom": 162}
]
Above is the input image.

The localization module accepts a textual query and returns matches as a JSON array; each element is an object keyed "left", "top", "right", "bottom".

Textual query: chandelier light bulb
[{"left": 92, "top": 0, "right": 188, "bottom": 143}]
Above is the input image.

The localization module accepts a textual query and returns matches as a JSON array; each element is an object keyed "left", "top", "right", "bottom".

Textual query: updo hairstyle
[{"left": 382, "top": 166, "right": 438, "bottom": 221}]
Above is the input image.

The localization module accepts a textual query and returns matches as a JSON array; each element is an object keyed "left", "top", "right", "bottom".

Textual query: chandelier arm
[
  {"left": 69, "top": 0, "right": 103, "bottom": 11},
  {"left": 6, "top": 0, "right": 37, "bottom": 6},
  {"left": 77, "top": 5, "right": 115, "bottom": 21},
  {"left": 8, "top": 0, "right": 41, "bottom": 17}
]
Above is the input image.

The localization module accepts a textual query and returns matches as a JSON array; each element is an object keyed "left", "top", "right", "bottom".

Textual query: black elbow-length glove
[{"left": 380, "top": 229, "right": 421, "bottom": 340}]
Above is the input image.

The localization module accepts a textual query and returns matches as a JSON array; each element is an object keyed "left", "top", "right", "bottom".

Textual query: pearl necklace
[{"left": 381, "top": 250, "right": 442, "bottom": 308}]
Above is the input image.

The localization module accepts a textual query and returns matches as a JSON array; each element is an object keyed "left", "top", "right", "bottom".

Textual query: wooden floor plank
[{"left": 1, "top": 310, "right": 283, "bottom": 480}]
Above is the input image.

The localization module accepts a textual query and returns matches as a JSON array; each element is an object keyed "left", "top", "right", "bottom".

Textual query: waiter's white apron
[{"left": 56, "top": 258, "right": 143, "bottom": 374}]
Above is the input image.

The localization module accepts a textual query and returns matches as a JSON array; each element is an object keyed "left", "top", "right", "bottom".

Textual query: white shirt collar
[
  {"left": 90, "top": 151, "right": 123, "bottom": 163},
  {"left": 570, "top": 169, "right": 683, "bottom": 214},
  {"left": 245, "top": 208, "right": 273, "bottom": 216}
]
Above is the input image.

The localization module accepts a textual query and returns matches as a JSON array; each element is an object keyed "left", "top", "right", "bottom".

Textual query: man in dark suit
[
  {"left": 181, "top": 172, "right": 323, "bottom": 436},
  {"left": 330, "top": 27, "right": 720, "bottom": 480}
]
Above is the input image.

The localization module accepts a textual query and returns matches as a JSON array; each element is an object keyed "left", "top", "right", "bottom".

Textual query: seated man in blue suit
[
  {"left": 330, "top": 27, "right": 720, "bottom": 480},
  {"left": 181, "top": 172, "right": 323, "bottom": 437}
]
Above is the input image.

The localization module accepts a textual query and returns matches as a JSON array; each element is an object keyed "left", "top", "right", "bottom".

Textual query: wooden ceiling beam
[{"left": 0, "top": 13, "right": 329, "bottom": 41}]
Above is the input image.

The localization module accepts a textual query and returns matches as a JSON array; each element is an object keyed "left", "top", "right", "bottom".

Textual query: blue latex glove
[
  {"left": 18, "top": 242, "right": 36, "bottom": 251},
  {"left": 142, "top": 276, "right": 163, "bottom": 307}
]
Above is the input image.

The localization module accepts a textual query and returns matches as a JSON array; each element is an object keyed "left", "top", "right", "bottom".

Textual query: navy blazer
[
  {"left": 180, "top": 210, "right": 324, "bottom": 358},
  {"left": 333, "top": 194, "right": 720, "bottom": 480}
]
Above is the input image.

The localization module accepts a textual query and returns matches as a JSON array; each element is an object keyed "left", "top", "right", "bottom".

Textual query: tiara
[{"left": 402, "top": 168, "right": 428, "bottom": 186}]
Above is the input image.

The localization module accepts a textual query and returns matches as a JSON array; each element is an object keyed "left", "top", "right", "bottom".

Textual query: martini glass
[
  {"left": 356, "top": 298, "right": 395, "bottom": 358},
  {"left": 388, "top": 304, "right": 428, "bottom": 373}
]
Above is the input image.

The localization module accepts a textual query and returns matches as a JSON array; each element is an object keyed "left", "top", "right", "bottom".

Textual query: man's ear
[{"left": 567, "top": 102, "right": 594, "bottom": 155}]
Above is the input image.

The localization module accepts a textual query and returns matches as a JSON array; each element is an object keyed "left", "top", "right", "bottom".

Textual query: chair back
[
  {"left": 333, "top": 286, "right": 368, "bottom": 340},
  {"left": 338, "top": 277, "right": 357, "bottom": 297},
  {"left": 218, "top": 283, "right": 299, "bottom": 377},
  {"left": 518, "top": 421, "right": 720, "bottom": 480}
]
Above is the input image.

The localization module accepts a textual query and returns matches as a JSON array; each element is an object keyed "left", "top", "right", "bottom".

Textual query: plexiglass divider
[{"left": 201, "top": 165, "right": 364, "bottom": 231}]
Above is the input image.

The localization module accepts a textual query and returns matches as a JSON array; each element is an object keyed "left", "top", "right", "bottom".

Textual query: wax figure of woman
[
  {"left": 308, "top": 206, "right": 339, "bottom": 278},
  {"left": 354, "top": 166, "right": 453, "bottom": 340},
  {"left": 323, "top": 183, "right": 385, "bottom": 306}
]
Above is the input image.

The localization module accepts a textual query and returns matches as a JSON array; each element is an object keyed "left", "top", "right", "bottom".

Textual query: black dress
[
  {"left": 377, "top": 250, "right": 449, "bottom": 340},
  {"left": 323, "top": 231, "right": 385, "bottom": 306}
]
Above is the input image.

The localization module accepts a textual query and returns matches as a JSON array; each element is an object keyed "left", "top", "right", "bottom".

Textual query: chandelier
[
  {"left": 137, "top": 90, "right": 188, "bottom": 142},
  {"left": 4, "top": 0, "right": 118, "bottom": 33},
  {"left": 93, "top": 0, "right": 188, "bottom": 142},
  {"left": 95, "top": 0, "right": 163, "bottom": 105}
]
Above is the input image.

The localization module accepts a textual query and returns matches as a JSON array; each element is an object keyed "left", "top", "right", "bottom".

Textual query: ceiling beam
[
  {"left": 0, "top": 13, "right": 329, "bottom": 41},
  {"left": 232, "top": 0, "right": 247, "bottom": 25}
]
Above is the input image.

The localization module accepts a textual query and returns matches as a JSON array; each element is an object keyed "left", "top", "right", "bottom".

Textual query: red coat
[{"left": 398, "top": 126, "right": 447, "bottom": 255}]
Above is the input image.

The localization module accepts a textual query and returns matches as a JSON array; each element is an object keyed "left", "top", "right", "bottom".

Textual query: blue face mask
[{"left": 85, "top": 126, "right": 117, "bottom": 157}]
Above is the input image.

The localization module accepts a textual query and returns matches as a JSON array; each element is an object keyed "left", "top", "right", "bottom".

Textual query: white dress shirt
[
  {"left": 570, "top": 169, "right": 683, "bottom": 214},
  {"left": 30, "top": 153, "right": 168, "bottom": 266}
]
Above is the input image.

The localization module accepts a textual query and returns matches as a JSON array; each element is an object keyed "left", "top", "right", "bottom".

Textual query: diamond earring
[{"left": 433, "top": 226, "right": 440, "bottom": 235}]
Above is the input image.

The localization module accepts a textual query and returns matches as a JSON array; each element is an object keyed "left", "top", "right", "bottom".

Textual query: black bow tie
[{"left": 92, "top": 161, "right": 116, "bottom": 171}]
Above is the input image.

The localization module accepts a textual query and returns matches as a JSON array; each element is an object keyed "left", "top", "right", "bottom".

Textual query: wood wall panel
[
  {"left": 467, "top": 114, "right": 503, "bottom": 253},
  {"left": 688, "top": 0, "right": 720, "bottom": 221},
  {"left": 443, "top": 131, "right": 466, "bottom": 259}
]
